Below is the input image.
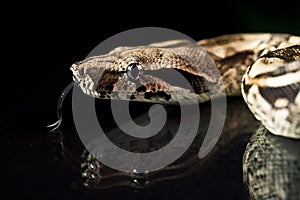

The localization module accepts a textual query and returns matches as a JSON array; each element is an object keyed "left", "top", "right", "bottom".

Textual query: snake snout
[
  {"left": 70, "top": 62, "right": 87, "bottom": 82},
  {"left": 71, "top": 62, "right": 79, "bottom": 72}
]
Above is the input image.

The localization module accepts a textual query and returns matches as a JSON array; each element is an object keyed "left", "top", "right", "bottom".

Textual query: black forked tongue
[{"left": 47, "top": 82, "right": 74, "bottom": 131}]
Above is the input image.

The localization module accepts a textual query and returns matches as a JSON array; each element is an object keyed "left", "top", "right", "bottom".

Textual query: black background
[{"left": 1, "top": 0, "right": 300, "bottom": 200}]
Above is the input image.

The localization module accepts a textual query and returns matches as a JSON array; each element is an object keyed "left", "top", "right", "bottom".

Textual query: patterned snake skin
[{"left": 50, "top": 33, "right": 300, "bottom": 199}]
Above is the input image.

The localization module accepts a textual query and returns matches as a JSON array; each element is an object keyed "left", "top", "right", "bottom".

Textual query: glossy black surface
[{"left": 1, "top": 97, "right": 251, "bottom": 200}]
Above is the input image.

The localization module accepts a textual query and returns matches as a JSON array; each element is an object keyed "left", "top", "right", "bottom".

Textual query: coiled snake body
[{"left": 50, "top": 33, "right": 300, "bottom": 199}]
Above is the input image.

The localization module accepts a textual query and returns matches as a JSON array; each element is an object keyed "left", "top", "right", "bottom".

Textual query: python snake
[{"left": 50, "top": 33, "right": 300, "bottom": 199}]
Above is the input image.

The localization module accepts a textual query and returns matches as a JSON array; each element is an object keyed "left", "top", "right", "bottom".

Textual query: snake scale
[{"left": 50, "top": 33, "right": 300, "bottom": 199}]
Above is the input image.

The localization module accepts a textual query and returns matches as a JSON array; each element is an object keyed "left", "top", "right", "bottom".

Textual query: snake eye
[{"left": 127, "top": 63, "right": 142, "bottom": 80}]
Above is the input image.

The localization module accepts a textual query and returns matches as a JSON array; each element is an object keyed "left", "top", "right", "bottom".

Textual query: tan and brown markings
[
  {"left": 199, "top": 33, "right": 300, "bottom": 96},
  {"left": 70, "top": 41, "right": 220, "bottom": 104},
  {"left": 242, "top": 45, "right": 300, "bottom": 138},
  {"left": 49, "top": 33, "right": 300, "bottom": 138},
  {"left": 48, "top": 33, "right": 300, "bottom": 198},
  {"left": 72, "top": 33, "right": 300, "bottom": 99},
  {"left": 199, "top": 33, "right": 300, "bottom": 138}
]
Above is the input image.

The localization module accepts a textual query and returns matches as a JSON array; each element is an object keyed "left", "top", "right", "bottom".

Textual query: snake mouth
[
  {"left": 71, "top": 62, "right": 79, "bottom": 71},
  {"left": 70, "top": 63, "right": 81, "bottom": 82},
  {"left": 71, "top": 63, "right": 88, "bottom": 81}
]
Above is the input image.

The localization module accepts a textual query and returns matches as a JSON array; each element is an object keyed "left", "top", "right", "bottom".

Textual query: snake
[{"left": 49, "top": 33, "right": 300, "bottom": 199}]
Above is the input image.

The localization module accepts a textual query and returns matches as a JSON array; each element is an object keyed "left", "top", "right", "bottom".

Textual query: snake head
[
  {"left": 70, "top": 50, "right": 178, "bottom": 102},
  {"left": 70, "top": 40, "right": 222, "bottom": 104}
]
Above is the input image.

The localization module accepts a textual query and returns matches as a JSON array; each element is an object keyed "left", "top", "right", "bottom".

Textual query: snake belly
[{"left": 68, "top": 33, "right": 300, "bottom": 198}]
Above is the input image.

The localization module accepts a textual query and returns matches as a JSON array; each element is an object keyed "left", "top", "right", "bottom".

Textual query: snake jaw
[{"left": 70, "top": 63, "right": 82, "bottom": 82}]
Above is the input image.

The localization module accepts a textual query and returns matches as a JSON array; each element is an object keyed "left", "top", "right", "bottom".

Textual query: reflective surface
[
  {"left": 1, "top": 97, "right": 258, "bottom": 199},
  {"left": 243, "top": 125, "right": 300, "bottom": 199}
]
